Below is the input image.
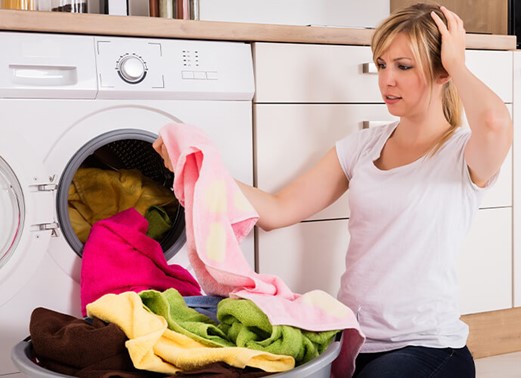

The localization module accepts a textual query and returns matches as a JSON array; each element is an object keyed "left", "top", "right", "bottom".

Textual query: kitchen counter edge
[{"left": 0, "top": 9, "right": 517, "bottom": 50}]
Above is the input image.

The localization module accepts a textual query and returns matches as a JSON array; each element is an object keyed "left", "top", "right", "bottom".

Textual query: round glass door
[{"left": 0, "top": 157, "right": 24, "bottom": 269}]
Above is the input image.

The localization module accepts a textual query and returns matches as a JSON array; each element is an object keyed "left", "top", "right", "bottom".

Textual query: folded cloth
[
  {"left": 69, "top": 167, "right": 178, "bottom": 243},
  {"left": 217, "top": 297, "right": 339, "bottom": 365},
  {"left": 80, "top": 208, "right": 201, "bottom": 316},
  {"left": 139, "top": 289, "right": 233, "bottom": 348},
  {"left": 159, "top": 122, "right": 365, "bottom": 376},
  {"left": 29, "top": 307, "right": 158, "bottom": 378},
  {"left": 86, "top": 292, "right": 295, "bottom": 375}
]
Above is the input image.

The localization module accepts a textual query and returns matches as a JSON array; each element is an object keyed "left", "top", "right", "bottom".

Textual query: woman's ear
[{"left": 436, "top": 73, "right": 451, "bottom": 85}]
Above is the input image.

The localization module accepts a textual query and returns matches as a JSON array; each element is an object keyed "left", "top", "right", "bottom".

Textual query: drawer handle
[
  {"left": 362, "top": 63, "right": 378, "bottom": 74},
  {"left": 362, "top": 121, "right": 389, "bottom": 129}
]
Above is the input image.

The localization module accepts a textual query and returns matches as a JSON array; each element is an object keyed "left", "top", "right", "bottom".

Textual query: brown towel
[{"left": 29, "top": 307, "right": 159, "bottom": 378}]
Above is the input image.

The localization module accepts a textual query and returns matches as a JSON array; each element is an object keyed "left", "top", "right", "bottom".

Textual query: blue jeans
[
  {"left": 353, "top": 345, "right": 475, "bottom": 378},
  {"left": 183, "top": 295, "right": 224, "bottom": 323}
]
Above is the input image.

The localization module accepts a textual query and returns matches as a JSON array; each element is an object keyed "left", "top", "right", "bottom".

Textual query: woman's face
[{"left": 376, "top": 33, "right": 434, "bottom": 119}]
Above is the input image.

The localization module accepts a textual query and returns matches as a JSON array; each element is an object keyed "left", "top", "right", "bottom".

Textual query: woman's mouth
[{"left": 384, "top": 95, "right": 401, "bottom": 105}]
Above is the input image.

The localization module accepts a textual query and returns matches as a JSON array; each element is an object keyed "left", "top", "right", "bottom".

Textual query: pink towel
[
  {"left": 80, "top": 208, "right": 201, "bottom": 316},
  {"left": 160, "top": 122, "right": 365, "bottom": 376}
]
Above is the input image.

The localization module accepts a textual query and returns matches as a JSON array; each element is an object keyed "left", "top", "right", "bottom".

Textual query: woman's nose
[{"left": 380, "top": 68, "right": 396, "bottom": 86}]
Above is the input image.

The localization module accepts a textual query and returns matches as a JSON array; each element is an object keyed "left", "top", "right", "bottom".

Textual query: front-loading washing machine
[{"left": 0, "top": 31, "right": 255, "bottom": 375}]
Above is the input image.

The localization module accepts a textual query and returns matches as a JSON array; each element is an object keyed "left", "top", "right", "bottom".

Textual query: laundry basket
[{"left": 11, "top": 336, "right": 342, "bottom": 378}]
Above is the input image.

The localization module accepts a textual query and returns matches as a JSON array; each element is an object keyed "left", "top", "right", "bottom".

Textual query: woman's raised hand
[{"left": 431, "top": 6, "right": 466, "bottom": 75}]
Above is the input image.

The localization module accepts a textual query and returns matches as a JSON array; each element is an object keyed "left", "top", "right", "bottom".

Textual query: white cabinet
[
  {"left": 459, "top": 207, "right": 512, "bottom": 314},
  {"left": 254, "top": 43, "right": 382, "bottom": 103},
  {"left": 253, "top": 42, "right": 514, "bottom": 312},
  {"left": 514, "top": 51, "right": 521, "bottom": 307},
  {"left": 257, "top": 220, "right": 349, "bottom": 296},
  {"left": 465, "top": 50, "right": 513, "bottom": 103}
]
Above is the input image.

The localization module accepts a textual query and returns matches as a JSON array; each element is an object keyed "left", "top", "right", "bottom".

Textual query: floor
[{"left": 475, "top": 351, "right": 521, "bottom": 378}]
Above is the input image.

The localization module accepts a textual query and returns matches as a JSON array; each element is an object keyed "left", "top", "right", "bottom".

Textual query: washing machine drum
[{"left": 57, "top": 130, "right": 185, "bottom": 260}]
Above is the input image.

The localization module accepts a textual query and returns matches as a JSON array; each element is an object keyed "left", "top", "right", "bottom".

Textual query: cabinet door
[
  {"left": 257, "top": 219, "right": 349, "bottom": 296},
  {"left": 514, "top": 51, "right": 521, "bottom": 307},
  {"left": 253, "top": 43, "right": 382, "bottom": 103},
  {"left": 255, "top": 103, "right": 397, "bottom": 221},
  {"left": 459, "top": 207, "right": 512, "bottom": 314},
  {"left": 465, "top": 50, "right": 513, "bottom": 103}
]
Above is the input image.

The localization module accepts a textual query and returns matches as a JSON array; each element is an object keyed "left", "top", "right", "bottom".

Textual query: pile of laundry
[
  {"left": 30, "top": 288, "right": 337, "bottom": 377},
  {"left": 29, "top": 122, "right": 364, "bottom": 377}
]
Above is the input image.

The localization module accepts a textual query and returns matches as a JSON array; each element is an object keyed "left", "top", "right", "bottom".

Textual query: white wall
[{"left": 199, "top": 0, "right": 389, "bottom": 28}]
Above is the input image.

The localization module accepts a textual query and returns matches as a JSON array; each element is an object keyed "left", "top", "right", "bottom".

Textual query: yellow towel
[
  {"left": 86, "top": 292, "right": 295, "bottom": 374},
  {"left": 68, "top": 168, "right": 177, "bottom": 242}
]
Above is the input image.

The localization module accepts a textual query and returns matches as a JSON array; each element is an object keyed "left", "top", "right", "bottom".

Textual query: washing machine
[{"left": 0, "top": 31, "right": 255, "bottom": 376}]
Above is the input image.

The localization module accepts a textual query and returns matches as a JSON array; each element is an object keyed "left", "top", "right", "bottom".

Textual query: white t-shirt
[{"left": 335, "top": 121, "right": 493, "bottom": 353}]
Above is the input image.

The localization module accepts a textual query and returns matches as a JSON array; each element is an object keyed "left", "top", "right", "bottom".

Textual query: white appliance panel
[{"left": 0, "top": 32, "right": 255, "bottom": 375}]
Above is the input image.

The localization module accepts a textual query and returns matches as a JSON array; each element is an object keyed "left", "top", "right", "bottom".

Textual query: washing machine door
[{"left": 0, "top": 129, "right": 54, "bottom": 305}]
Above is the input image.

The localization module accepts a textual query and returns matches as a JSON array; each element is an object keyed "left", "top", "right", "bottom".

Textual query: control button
[
  {"left": 117, "top": 54, "right": 147, "bottom": 84},
  {"left": 193, "top": 71, "right": 206, "bottom": 80},
  {"left": 182, "top": 71, "right": 194, "bottom": 79},
  {"left": 206, "top": 71, "right": 218, "bottom": 80}
]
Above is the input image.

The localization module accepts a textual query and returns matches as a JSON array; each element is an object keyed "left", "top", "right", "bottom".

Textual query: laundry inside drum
[{"left": 66, "top": 138, "right": 184, "bottom": 257}]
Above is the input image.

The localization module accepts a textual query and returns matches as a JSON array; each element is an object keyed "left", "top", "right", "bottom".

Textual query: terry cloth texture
[
  {"left": 140, "top": 289, "right": 338, "bottom": 365},
  {"left": 139, "top": 289, "right": 233, "bottom": 348},
  {"left": 29, "top": 307, "right": 157, "bottom": 378},
  {"left": 159, "top": 122, "right": 364, "bottom": 333},
  {"left": 86, "top": 291, "right": 295, "bottom": 375},
  {"left": 80, "top": 208, "right": 201, "bottom": 316},
  {"left": 69, "top": 167, "right": 178, "bottom": 243},
  {"left": 159, "top": 122, "right": 365, "bottom": 376},
  {"left": 217, "top": 297, "right": 340, "bottom": 365}
]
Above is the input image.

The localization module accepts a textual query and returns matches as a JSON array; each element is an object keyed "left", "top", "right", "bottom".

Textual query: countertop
[{"left": 0, "top": 9, "right": 517, "bottom": 50}]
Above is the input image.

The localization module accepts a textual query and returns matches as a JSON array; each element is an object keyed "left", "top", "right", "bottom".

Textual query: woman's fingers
[
  {"left": 431, "top": 10, "right": 447, "bottom": 34},
  {"left": 153, "top": 136, "right": 174, "bottom": 172},
  {"left": 439, "top": 6, "right": 465, "bottom": 33},
  {"left": 161, "top": 144, "right": 173, "bottom": 171}
]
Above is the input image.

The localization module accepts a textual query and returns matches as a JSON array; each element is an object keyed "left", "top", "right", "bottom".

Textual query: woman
[{"left": 154, "top": 3, "right": 512, "bottom": 377}]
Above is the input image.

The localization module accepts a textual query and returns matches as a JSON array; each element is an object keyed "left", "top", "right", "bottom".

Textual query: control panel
[{"left": 94, "top": 37, "right": 254, "bottom": 100}]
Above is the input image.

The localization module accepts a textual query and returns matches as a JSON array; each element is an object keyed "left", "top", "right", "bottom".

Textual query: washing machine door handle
[{"left": 0, "top": 128, "right": 54, "bottom": 306}]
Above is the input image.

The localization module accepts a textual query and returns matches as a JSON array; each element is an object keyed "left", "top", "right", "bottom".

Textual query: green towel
[
  {"left": 217, "top": 297, "right": 340, "bottom": 365},
  {"left": 139, "top": 289, "right": 234, "bottom": 348},
  {"left": 145, "top": 205, "right": 173, "bottom": 240}
]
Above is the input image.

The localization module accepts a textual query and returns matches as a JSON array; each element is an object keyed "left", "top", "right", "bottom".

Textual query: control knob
[{"left": 117, "top": 54, "right": 147, "bottom": 84}]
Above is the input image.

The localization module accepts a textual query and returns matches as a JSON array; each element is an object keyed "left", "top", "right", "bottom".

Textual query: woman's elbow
[{"left": 482, "top": 109, "right": 513, "bottom": 139}]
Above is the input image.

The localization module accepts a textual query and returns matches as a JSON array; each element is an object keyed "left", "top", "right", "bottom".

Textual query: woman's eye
[
  {"left": 377, "top": 63, "right": 386, "bottom": 69},
  {"left": 398, "top": 64, "right": 412, "bottom": 70}
]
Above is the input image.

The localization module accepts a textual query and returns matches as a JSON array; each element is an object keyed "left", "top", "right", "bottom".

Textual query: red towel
[{"left": 80, "top": 208, "right": 201, "bottom": 316}]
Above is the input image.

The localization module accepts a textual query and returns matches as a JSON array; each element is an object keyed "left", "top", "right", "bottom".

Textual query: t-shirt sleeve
[{"left": 335, "top": 131, "right": 362, "bottom": 181}]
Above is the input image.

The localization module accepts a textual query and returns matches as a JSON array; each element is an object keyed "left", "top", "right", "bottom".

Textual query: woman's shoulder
[
  {"left": 353, "top": 121, "right": 398, "bottom": 147},
  {"left": 337, "top": 121, "right": 397, "bottom": 161}
]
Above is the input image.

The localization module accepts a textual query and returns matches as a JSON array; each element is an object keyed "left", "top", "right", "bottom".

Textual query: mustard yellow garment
[
  {"left": 86, "top": 292, "right": 295, "bottom": 375},
  {"left": 68, "top": 167, "right": 178, "bottom": 242}
]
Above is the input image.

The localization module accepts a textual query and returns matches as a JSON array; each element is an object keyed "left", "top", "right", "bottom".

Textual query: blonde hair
[{"left": 371, "top": 2, "right": 462, "bottom": 153}]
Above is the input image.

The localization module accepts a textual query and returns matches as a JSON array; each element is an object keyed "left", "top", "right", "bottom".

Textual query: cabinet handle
[
  {"left": 362, "top": 121, "right": 389, "bottom": 129},
  {"left": 362, "top": 63, "right": 378, "bottom": 74}
]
